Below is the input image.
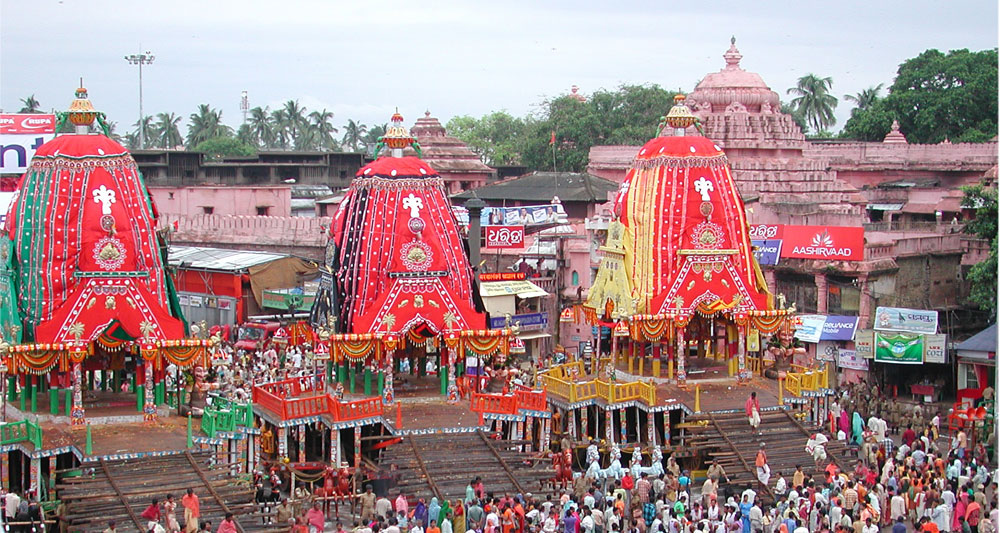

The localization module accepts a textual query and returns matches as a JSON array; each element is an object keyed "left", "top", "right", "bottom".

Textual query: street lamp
[{"left": 124, "top": 50, "right": 155, "bottom": 148}]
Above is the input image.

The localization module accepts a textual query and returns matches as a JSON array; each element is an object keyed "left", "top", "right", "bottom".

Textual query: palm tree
[
  {"left": 155, "top": 112, "right": 183, "bottom": 149},
  {"left": 186, "top": 104, "right": 233, "bottom": 147},
  {"left": 844, "top": 83, "right": 884, "bottom": 112},
  {"left": 280, "top": 100, "right": 308, "bottom": 149},
  {"left": 18, "top": 95, "right": 41, "bottom": 113},
  {"left": 787, "top": 74, "right": 838, "bottom": 133},
  {"left": 123, "top": 131, "right": 140, "bottom": 150},
  {"left": 308, "top": 109, "right": 339, "bottom": 151},
  {"left": 270, "top": 109, "right": 290, "bottom": 149},
  {"left": 133, "top": 115, "right": 157, "bottom": 149},
  {"left": 341, "top": 120, "right": 367, "bottom": 152},
  {"left": 245, "top": 106, "right": 276, "bottom": 149}
]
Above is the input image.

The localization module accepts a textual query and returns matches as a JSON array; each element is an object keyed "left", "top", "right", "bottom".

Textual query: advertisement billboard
[
  {"left": 873, "top": 306, "right": 939, "bottom": 334},
  {"left": 780, "top": 225, "right": 865, "bottom": 261},
  {"left": 484, "top": 225, "right": 525, "bottom": 249},
  {"left": 1, "top": 114, "right": 56, "bottom": 175},
  {"left": 874, "top": 332, "right": 924, "bottom": 364},
  {"left": 751, "top": 239, "right": 782, "bottom": 266}
]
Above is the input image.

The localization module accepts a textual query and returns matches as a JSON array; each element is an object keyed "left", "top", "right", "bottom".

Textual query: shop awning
[
  {"left": 956, "top": 324, "right": 996, "bottom": 361},
  {"left": 480, "top": 280, "right": 550, "bottom": 299},
  {"left": 867, "top": 203, "right": 904, "bottom": 211}
]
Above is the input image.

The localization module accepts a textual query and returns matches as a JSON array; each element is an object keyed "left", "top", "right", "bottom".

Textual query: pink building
[{"left": 150, "top": 185, "right": 292, "bottom": 217}]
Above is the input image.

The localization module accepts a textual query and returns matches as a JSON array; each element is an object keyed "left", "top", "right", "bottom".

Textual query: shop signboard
[
  {"left": 838, "top": 348, "right": 868, "bottom": 371},
  {"left": 488, "top": 312, "right": 547, "bottom": 331},
  {"left": 795, "top": 315, "right": 826, "bottom": 343},
  {"left": 484, "top": 225, "right": 525, "bottom": 249},
  {"left": 820, "top": 316, "right": 859, "bottom": 341},
  {"left": 780, "top": 225, "right": 865, "bottom": 261},
  {"left": 817, "top": 341, "right": 839, "bottom": 362},
  {"left": 751, "top": 239, "right": 782, "bottom": 266},
  {"left": 874, "top": 332, "right": 924, "bottom": 364},
  {"left": 855, "top": 329, "right": 874, "bottom": 359},
  {"left": 1, "top": 114, "right": 56, "bottom": 174},
  {"left": 873, "top": 306, "right": 938, "bottom": 335},
  {"left": 923, "top": 333, "right": 948, "bottom": 364}
]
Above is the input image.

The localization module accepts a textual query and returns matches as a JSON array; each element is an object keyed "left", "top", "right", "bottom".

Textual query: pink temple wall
[{"left": 150, "top": 186, "right": 293, "bottom": 217}]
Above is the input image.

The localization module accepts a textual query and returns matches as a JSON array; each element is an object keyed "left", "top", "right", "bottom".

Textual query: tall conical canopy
[
  {"left": 0, "top": 88, "right": 185, "bottom": 345},
  {"left": 315, "top": 112, "right": 485, "bottom": 336},
  {"left": 588, "top": 96, "right": 772, "bottom": 321}
]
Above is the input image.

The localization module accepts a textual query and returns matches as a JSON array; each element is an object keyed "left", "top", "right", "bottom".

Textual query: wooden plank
[
  {"left": 475, "top": 430, "right": 525, "bottom": 496},
  {"left": 408, "top": 437, "right": 444, "bottom": 502},
  {"left": 185, "top": 451, "right": 245, "bottom": 533},
  {"left": 99, "top": 458, "right": 146, "bottom": 532}
]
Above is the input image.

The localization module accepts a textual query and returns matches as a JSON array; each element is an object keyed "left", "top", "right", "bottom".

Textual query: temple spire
[{"left": 724, "top": 37, "right": 742, "bottom": 70}]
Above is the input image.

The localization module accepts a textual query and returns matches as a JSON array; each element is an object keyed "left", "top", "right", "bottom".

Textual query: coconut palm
[
  {"left": 341, "top": 119, "right": 367, "bottom": 152},
  {"left": 270, "top": 109, "right": 290, "bottom": 149},
  {"left": 245, "top": 106, "right": 276, "bottom": 149},
  {"left": 844, "top": 83, "right": 884, "bottom": 112},
  {"left": 155, "top": 112, "right": 183, "bottom": 149},
  {"left": 186, "top": 104, "right": 233, "bottom": 147},
  {"left": 133, "top": 116, "right": 157, "bottom": 149},
  {"left": 787, "top": 74, "right": 838, "bottom": 133},
  {"left": 18, "top": 95, "right": 41, "bottom": 113},
  {"left": 308, "top": 109, "right": 339, "bottom": 150},
  {"left": 280, "top": 99, "right": 308, "bottom": 148}
]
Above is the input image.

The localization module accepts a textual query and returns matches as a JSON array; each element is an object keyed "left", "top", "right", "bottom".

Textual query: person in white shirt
[
  {"left": 774, "top": 473, "right": 787, "bottom": 496},
  {"left": 580, "top": 509, "right": 595, "bottom": 533},
  {"left": 542, "top": 513, "right": 557, "bottom": 533},
  {"left": 410, "top": 520, "right": 425, "bottom": 533},
  {"left": 4, "top": 492, "right": 19, "bottom": 521},
  {"left": 861, "top": 517, "right": 879, "bottom": 533}
]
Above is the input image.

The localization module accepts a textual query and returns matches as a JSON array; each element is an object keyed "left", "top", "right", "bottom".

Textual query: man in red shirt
[
  {"left": 182, "top": 489, "right": 200, "bottom": 533},
  {"left": 902, "top": 424, "right": 916, "bottom": 447}
]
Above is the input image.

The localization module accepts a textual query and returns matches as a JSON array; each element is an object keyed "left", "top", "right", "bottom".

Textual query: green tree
[
  {"left": 308, "top": 109, "right": 339, "bottom": 150},
  {"left": 133, "top": 115, "right": 157, "bottom": 149},
  {"left": 844, "top": 83, "right": 884, "bottom": 111},
  {"left": 279, "top": 99, "right": 308, "bottom": 149},
  {"left": 193, "top": 136, "right": 255, "bottom": 161},
  {"left": 519, "top": 84, "right": 680, "bottom": 172},
  {"left": 842, "top": 48, "right": 998, "bottom": 143},
  {"left": 341, "top": 120, "right": 367, "bottom": 152},
  {"left": 786, "top": 74, "right": 838, "bottom": 133},
  {"left": 270, "top": 109, "right": 290, "bottom": 149},
  {"left": 186, "top": 104, "right": 233, "bottom": 147},
  {"left": 155, "top": 112, "right": 183, "bottom": 149},
  {"left": 446, "top": 111, "right": 526, "bottom": 165},
  {"left": 961, "top": 184, "right": 998, "bottom": 316},
  {"left": 18, "top": 95, "right": 41, "bottom": 113}
]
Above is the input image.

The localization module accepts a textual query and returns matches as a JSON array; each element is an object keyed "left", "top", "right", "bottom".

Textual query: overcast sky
[{"left": 1, "top": 0, "right": 997, "bottom": 141}]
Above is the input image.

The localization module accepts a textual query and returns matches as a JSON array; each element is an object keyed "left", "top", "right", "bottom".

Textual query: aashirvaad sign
[{"left": 780, "top": 225, "right": 865, "bottom": 261}]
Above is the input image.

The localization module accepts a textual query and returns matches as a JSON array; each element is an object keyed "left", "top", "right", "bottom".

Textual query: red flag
[{"left": 549, "top": 131, "right": 556, "bottom": 145}]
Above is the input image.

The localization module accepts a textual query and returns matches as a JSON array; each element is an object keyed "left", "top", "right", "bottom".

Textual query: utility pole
[
  {"left": 241, "top": 90, "right": 250, "bottom": 124},
  {"left": 124, "top": 49, "right": 155, "bottom": 148}
]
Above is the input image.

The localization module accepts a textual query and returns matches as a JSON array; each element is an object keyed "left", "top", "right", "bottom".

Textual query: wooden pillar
[
  {"left": 143, "top": 362, "right": 156, "bottom": 421},
  {"left": 628, "top": 341, "right": 635, "bottom": 374},
  {"left": 541, "top": 417, "right": 551, "bottom": 452},
  {"left": 48, "top": 374, "right": 59, "bottom": 415},
  {"left": 383, "top": 351, "right": 395, "bottom": 406},
  {"left": 29, "top": 375, "right": 37, "bottom": 413},
  {"left": 363, "top": 364, "right": 372, "bottom": 396},
  {"left": 71, "top": 362, "right": 85, "bottom": 426},
  {"left": 605, "top": 407, "right": 613, "bottom": 443},
  {"left": 647, "top": 409, "right": 656, "bottom": 445},
  {"left": 619, "top": 407, "right": 628, "bottom": 444},
  {"left": 331, "top": 427, "right": 341, "bottom": 466},
  {"left": 737, "top": 325, "right": 748, "bottom": 383},
  {"left": 580, "top": 405, "right": 589, "bottom": 440},
  {"left": 353, "top": 426, "right": 361, "bottom": 469},
  {"left": 652, "top": 343, "right": 661, "bottom": 378},
  {"left": 568, "top": 409, "right": 577, "bottom": 440},
  {"left": 676, "top": 329, "right": 687, "bottom": 386},
  {"left": 277, "top": 426, "right": 288, "bottom": 459},
  {"left": 298, "top": 424, "right": 306, "bottom": 463}
]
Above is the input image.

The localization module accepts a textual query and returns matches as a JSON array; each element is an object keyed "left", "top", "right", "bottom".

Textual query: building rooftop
[
  {"left": 168, "top": 245, "right": 290, "bottom": 272},
  {"left": 452, "top": 171, "right": 618, "bottom": 202}
]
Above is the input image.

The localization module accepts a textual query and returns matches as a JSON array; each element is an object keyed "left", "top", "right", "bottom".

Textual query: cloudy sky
[{"left": 1, "top": 0, "right": 996, "bottom": 140}]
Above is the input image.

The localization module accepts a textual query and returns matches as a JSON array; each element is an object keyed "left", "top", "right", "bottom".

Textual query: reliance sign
[{"left": 780, "top": 225, "right": 864, "bottom": 261}]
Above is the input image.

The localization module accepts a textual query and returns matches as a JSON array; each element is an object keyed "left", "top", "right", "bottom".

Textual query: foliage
[
  {"left": 842, "top": 48, "right": 998, "bottom": 143},
  {"left": 519, "top": 84, "right": 680, "bottom": 172},
  {"left": 133, "top": 115, "right": 157, "bottom": 148},
  {"left": 961, "top": 184, "right": 998, "bottom": 316},
  {"left": 155, "top": 112, "right": 184, "bottom": 149},
  {"left": 786, "top": 74, "right": 838, "bottom": 132},
  {"left": 18, "top": 95, "right": 41, "bottom": 113},
  {"left": 341, "top": 119, "right": 367, "bottom": 152},
  {"left": 186, "top": 104, "right": 233, "bottom": 147},
  {"left": 844, "top": 84, "right": 883, "bottom": 111},
  {"left": 193, "top": 136, "right": 255, "bottom": 161},
  {"left": 446, "top": 111, "right": 527, "bottom": 165}
]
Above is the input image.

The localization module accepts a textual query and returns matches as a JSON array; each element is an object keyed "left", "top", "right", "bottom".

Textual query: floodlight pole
[{"left": 125, "top": 49, "right": 155, "bottom": 147}]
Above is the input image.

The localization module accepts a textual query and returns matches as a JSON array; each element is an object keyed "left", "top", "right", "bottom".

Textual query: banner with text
[
  {"left": 874, "top": 306, "right": 939, "bottom": 334},
  {"left": 923, "top": 333, "right": 948, "bottom": 364},
  {"left": 484, "top": 225, "right": 525, "bottom": 249},
  {"left": 780, "top": 225, "right": 865, "bottom": 261},
  {"left": 838, "top": 348, "right": 869, "bottom": 371},
  {"left": 0, "top": 114, "right": 56, "bottom": 175},
  {"left": 855, "top": 329, "right": 875, "bottom": 359},
  {"left": 751, "top": 239, "right": 782, "bottom": 266},
  {"left": 874, "top": 332, "right": 924, "bottom": 364}
]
